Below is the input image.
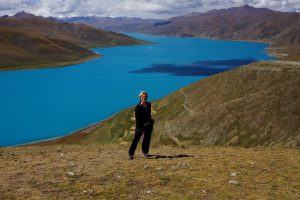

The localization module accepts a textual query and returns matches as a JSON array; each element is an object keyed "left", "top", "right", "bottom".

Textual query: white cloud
[{"left": 0, "top": 0, "right": 299, "bottom": 18}]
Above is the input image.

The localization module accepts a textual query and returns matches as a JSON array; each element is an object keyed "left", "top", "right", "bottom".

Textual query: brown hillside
[
  {"left": 0, "top": 28, "right": 97, "bottom": 70},
  {"left": 0, "top": 13, "right": 146, "bottom": 70}
]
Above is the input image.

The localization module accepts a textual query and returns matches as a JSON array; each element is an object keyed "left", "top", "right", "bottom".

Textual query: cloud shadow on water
[{"left": 131, "top": 58, "right": 257, "bottom": 76}]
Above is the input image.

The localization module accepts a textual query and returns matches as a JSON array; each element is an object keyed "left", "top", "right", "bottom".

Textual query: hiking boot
[
  {"left": 129, "top": 154, "right": 134, "bottom": 160},
  {"left": 143, "top": 153, "right": 149, "bottom": 158}
]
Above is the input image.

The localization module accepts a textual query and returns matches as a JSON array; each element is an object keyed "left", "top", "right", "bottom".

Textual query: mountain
[
  {"left": 64, "top": 5, "right": 300, "bottom": 61},
  {"left": 141, "top": 5, "right": 300, "bottom": 60},
  {"left": 0, "top": 12, "right": 147, "bottom": 70},
  {"left": 13, "top": 11, "right": 37, "bottom": 19},
  {"left": 41, "top": 61, "right": 300, "bottom": 149},
  {"left": 63, "top": 16, "right": 160, "bottom": 32}
]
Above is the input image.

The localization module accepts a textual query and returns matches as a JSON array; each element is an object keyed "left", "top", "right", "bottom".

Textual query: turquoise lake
[{"left": 0, "top": 33, "right": 273, "bottom": 147}]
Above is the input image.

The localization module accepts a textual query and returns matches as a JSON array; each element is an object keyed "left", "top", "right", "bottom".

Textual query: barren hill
[{"left": 0, "top": 12, "right": 146, "bottom": 70}]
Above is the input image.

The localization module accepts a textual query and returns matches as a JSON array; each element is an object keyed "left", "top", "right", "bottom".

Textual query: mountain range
[
  {"left": 0, "top": 12, "right": 146, "bottom": 70},
  {"left": 64, "top": 5, "right": 300, "bottom": 61}
]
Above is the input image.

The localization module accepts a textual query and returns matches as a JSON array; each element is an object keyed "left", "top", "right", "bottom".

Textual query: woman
[{"left": 128, "top": 91, "right": 154, "bottom": 160}]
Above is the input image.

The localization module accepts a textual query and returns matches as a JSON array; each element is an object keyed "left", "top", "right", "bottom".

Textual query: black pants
[{"left": 129, "top": 126, "right": 152, "bottom": 156}]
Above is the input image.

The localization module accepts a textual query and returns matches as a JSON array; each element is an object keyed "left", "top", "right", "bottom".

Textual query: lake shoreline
[
  {"left": 0, "top": 53, "right": 101, "bottom": 72},
  {"left": 141, "top": 33, "right": 292, "bottom": 61},
  {"left": 0, "top": 39, "right": 151, "bottom": 72},
  {"left": 22, "top": 121, "right": 103, "bottom": 146},
  {"left": 21, "top": 106, "right": 132, "bottom": 147}
]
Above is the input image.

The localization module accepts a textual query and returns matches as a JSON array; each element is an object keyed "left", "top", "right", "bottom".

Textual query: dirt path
[
  {"left": 164, "top": 121, "right": 182, "bottom": 146},
  {"left": 271, "top": 60, "right": 300, "bottom": 66},
  {"left": 179, "top": 88, "right": 194, "bottom": 115}
]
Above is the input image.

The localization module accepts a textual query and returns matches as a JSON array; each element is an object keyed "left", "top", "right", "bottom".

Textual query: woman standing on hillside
[{"left": 128, "top": 91, "right": 154, "bottom": 160}]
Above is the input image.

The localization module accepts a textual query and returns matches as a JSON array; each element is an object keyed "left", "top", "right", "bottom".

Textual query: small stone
[
  {"left": 60, "top": 153, "right": 65, "bottom": 157},
  {"left": 144, "top": 165, "right": 148, "bottom": 169},
  {"left": 83, "top": 189, "right": 94, "bottom": 194},
  {"left": 49, "top": 179, "right": 60, "bottom": 184},
  {"left": 66, "top": 172, "right": 75, "bottom": 176},
  {"left": 229, "top": 180, "right": 238, "bottom": 184},
  {"left": 180, "top": 163, "right": 189, "bottom": 167},
  {"left": 230, "top": 172, "right": 238, "bottom": 177},
  {"left": 146, "top": 190, "right": 151, "bottom": 194}
]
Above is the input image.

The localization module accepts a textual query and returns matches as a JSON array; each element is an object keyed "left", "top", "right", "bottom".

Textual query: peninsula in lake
[{"left": 0, "top": 12, "right": 147, "bottom": 71}]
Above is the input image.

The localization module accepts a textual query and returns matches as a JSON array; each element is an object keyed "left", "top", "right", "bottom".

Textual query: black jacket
[{"left": 135, "top": 102, "right": 153, "bottom": 129}]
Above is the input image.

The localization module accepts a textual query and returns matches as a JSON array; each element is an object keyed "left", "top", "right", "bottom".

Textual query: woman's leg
[
  {"left": 129, "top": 128, "right": 144, "bottom": 156},
  {"left": 142, "top": 128, "right": 152, "bottom": 154}
]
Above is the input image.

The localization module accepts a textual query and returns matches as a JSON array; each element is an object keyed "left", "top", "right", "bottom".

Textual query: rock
[
  {"left": 83, "top": 189, "right": 94, "bottom": 194},
  {"left": 230, "top": 172, "right": 238, "bottom": 177},
  {"left": 179, "top": 163, "right": 189, "bottom": 167},
  {"left": 66, "top": 172, "right": 75, "bottom": 176},
  {"left": 228, "top": 180, "right": 238, "bottom": 184},
  {"left": 144, "top": 165, "right": 148, "bottom": 169},
  {"left": 69, "top": 163, "right": 76, "bottom": 167},
  {"left": 49, "top": 179, "right": 60, "bottom": 184}
]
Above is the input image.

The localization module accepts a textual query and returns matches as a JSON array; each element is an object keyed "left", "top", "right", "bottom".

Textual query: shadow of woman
[{"left": 146, "top": 154, "right": 194, "bottom": 159}]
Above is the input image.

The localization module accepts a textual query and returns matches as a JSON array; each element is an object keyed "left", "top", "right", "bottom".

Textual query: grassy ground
[{"left": 0, "top": 144, "right": 299, "bottom": 199}]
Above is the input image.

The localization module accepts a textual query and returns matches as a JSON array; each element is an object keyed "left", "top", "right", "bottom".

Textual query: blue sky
[{"left": 0, "top": 0, "right": 299, "bottom": 19}]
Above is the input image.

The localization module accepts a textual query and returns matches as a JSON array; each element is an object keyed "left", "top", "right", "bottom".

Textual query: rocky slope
[
  {"left": 0, "top": 12, "right": 146, "bottom": 70},
  {"left": 46, "top": 61, "right": 300, "bottom": 149},
  {"left": 0, "top": 144, "right": 299, "bottom": 199}
]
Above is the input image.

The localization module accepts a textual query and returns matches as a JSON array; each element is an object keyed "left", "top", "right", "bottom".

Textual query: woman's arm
[{"left": 135, "top": 105, "right": 142, "bottom": 128}]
